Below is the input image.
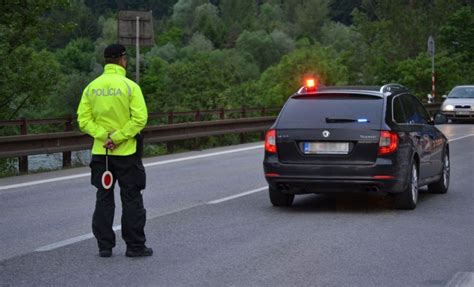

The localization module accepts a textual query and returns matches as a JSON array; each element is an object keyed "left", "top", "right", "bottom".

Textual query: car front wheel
[{"left": 269, "top": 186, "right": 294, "bottom": 207}]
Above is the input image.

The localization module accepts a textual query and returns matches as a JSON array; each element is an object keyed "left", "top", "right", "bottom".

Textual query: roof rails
[{"left": 380, "top": 83, "right": 408, "bottom": 94}]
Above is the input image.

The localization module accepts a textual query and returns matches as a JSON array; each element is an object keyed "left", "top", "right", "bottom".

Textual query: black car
[{"left": 263, "top": 82, "right": 450, "bottom": 209}]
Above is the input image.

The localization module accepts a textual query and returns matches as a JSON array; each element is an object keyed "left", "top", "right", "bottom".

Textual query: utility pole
[
  {"left": 427, "top": 36, "right": 435, "bottom": 102},
  {"left": 136, "top": 16, "right": 140, "bottom": 83}
]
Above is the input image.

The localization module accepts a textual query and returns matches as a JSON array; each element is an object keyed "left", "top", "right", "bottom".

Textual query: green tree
[
  {"left": 56, "top": 38, "right": 96, "bottom": 73},
  {"left": 171, "top": 0, "right": 207, "bottom": 35},
  {"left": 157, "top": 26, "right": 184, "bottom": 47},
  {"left": 0, "top": 1, "right": 67, "bottom": 120},
  {"left": 220, "top": 0, "right": 258, "bottom": 29},
  {"left": 258, "top": 3, "right": 285, "bottom": 32},
  {"left": 0, "top": 46, "right": 61, "bottom": 119},
  {"left": 329, "top": 0, "right": 362, "bottom": 25},
  {"left": 0, "top": 1, "right": 69, "bottom": 50},
  {"left": 193, "top": 3, "right": 227, "bottom": 48},
  {"left": 255, "top": 45, "right": 349, "bottom": 107},
  {"left": 45, "top": 1, "right": 100, "bottom": 49},
  {"left": 439, "top": 6, "right": 474, "bottom": 61},
  {"left": 236, "top": 30, "right": 281, "bottom": 71},
  {"left": 294, "top": 0, "right": 330, "bottom": 40},
  {"left": 394, "top": 51, "right": 468, "bottom": 100}
]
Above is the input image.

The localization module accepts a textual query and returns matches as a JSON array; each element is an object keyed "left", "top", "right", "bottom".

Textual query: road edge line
[
  {"left": 207, "top": 187, "right": 267, "bottom": 204},
  {"left": 448, "top": 134, "right": 474, "bottom": 142},
  {"left": 0, "top": 144, "right": 262, "bottom": 191}
]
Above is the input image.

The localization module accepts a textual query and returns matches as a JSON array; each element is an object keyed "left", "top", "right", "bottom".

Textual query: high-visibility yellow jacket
[{"left": 77, "top": 64, "right": 148, "bottom": 156}]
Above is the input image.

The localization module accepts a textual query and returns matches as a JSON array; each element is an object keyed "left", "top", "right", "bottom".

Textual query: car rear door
[
  {"left": 275, "top": 94, "right": 383, "bottom": 165},
  {"left": 410, "top": 95, "right": 444, "bottom": 177},
  {"left": 400, "top": 95, "right": 437, "bottom": 180}
]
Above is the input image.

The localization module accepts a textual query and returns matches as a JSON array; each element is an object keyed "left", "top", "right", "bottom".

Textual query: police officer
[{"left": 77, "top": 44, "right": 152, "bottom": 258}]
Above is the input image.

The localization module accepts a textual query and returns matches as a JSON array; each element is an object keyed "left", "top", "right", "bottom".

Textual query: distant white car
[{"left": 440, "top": 85, "right": 474, "bottom": 122}]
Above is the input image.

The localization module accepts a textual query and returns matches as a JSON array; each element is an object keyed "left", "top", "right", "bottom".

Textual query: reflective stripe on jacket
[{"left": 77, "top": 64, "right": 148, "bottom": 156}]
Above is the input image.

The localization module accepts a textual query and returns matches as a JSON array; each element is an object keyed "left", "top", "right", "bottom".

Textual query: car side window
[
  {"left": 410, "top": 95, "right": 431, "bottom": 124},
  {"left": 400, "top": 95, "right": 418, "bottom": 124},
  {"left": 392, "top": 96, "right": 406, "bottom": 123}
]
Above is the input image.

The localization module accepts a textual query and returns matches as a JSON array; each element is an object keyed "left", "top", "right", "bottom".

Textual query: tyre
[
  {"left": 269, "top": 186, "right": 294, "bottom": 207},
  {"left": 395, "top": 163, "right": 418, "bottom": 210},
  {"left": 428, "top": 150, "right": 449, "bottom": 194}
]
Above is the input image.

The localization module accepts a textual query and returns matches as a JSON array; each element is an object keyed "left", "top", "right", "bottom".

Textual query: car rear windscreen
[{"left": 277, "top": 94, "right": 384, "bottom": 129}]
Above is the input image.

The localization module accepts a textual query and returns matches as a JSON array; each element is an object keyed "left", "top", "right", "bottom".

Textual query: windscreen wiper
[{"left": 325, "top": 117, "right": 370, "bottom": 123}]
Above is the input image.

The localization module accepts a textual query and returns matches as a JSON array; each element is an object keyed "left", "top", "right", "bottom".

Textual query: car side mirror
[
  {"left": 434, "top": 113, "right": 448, "bottom": 125},
  {"left": 442, "top": 95, "right": 447, "bottom": 99}
]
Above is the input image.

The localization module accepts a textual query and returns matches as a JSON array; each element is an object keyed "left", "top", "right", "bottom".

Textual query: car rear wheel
[
  {"left": 394, "top": 163, "right": 418, "bottom": 210},
  {"left": 428, "top": 150, "right": 449, "bottom": 194},
  {"left": 269, "top": 186, "right": 294, "bottom": 207}
]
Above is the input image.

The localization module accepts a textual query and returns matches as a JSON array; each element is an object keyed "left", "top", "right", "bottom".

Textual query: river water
[{"left": 16, "top": 150, "right": 92, "bottom": 172}]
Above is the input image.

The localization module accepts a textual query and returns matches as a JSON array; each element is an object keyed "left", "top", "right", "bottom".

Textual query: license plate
[
  {"left": 456, "top": 111, "right": 470, "bottom": 115},
  {"left": 303, "top": 142, "right": 349, "bottom": 154}
]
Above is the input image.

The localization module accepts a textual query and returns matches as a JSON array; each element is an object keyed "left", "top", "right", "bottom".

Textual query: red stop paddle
[{"left": 101, "top": 148, "right": 113, "bottom": 190}]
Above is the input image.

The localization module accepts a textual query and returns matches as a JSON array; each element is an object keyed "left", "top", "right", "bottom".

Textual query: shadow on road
[{"left": 277, "top": 187, "right": 441, "bottom": 214}]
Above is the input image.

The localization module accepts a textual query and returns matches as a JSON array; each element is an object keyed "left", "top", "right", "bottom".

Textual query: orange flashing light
[{"left": 305, "top": 78, "right": 318, "bottom": 92}]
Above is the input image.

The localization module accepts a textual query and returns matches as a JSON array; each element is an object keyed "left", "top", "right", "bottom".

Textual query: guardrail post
[
  {"left": 195, "top": 110, "right": 201, "bottom": 122},
  {"left": 220, "top": 108, "right": 225, "bottom": 120},
  {"left": 62, "top": 116, "right": 73, "bottom": 168},
  {"left": 240, "top": 107, "right": 246, "bottom": 144},
  {"left": 260, "top": 108, "right": 266, "bottom": 140},
  {"left": 167, "top": 111, "right": 174, "bottom": 153},
  {"left": 19, "top": 118, "right": 28, "bottom": 173}
]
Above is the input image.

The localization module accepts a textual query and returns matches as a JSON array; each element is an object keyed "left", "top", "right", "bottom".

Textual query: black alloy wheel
[
  {"left": 395, "top": 162, "right": 418, "bottom": 210},
  {"left": 428, "top": 150, "right": 450, "bottom": 194}
]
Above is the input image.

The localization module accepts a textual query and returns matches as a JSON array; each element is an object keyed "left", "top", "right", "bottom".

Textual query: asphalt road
[{"left": 0, "top": 124, "right": 473, "bottom": 287}]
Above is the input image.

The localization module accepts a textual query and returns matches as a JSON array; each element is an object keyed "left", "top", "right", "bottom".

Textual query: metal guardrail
[
  {"left": 0, "top": 117, "right": 276, "bottom": 158},
  {"left": 0, "top": 107, "right": 280, "bottom": 135},
  {"left": 0, "top": 103, "right": 441, "bottom": 173},
  {"left": 0, "top": 107, "right": 281, "bottom": 172},
  {"left": 423, "top": 103, "right": 441, "bottom": 114}
]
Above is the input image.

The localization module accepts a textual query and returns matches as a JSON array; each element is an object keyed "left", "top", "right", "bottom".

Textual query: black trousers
[{"left": 89, "top": 153, "right": 147, "bottom": 250}]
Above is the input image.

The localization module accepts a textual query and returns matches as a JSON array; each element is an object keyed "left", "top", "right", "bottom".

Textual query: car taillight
[
  {"left": 378, "top": 131, "right": 398, "bottom": 155},
  {"left": 265, "top": 129, "right": 277, "bottom": 153}
]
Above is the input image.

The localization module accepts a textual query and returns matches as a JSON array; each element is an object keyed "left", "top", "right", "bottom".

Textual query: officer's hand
[{"left": 103, "top": 139, "right": 116, "bottom": 150}]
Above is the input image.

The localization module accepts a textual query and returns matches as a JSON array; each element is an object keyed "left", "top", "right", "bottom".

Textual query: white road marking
[
  {"left": 207, "top": 187, "right": 267, "bottom": 204},
  {"left": 34, "top": 186, "right": 266, "bottom": 252},
  {"left": 35, "top": 204, "right": 203, "bottom": 252},
  {"left": 448, "top": 134, "right": 474, "bottom": 142},
  {"left": 0, "top": 174, "right": 89, "bottom": 191},
  {"left": 0, "top": 144, "right": 262, "bottom": 191},
  {"left": 35, "top": 186, "right": 268, "bottom": 251},
  {"left": 144, "top": 145, "right": 262, "bottom": 167},
  {"left": 445, "top": 272, "right": 474, "bottom": 287},
  {"left": 35, "top": 225, "right": 121, "bottom": 252}
]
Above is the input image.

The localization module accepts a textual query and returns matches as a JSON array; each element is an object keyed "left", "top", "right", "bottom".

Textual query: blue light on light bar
[{"left": 358, "top": 119, "right": 369, "bottom": 123}]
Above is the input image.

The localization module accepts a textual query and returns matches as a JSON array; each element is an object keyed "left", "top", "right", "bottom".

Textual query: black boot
[
  {"left": 125, "top": 246, "right": 153, "bottom": 257},
  {"left": 99, "top": 249, "right": 112, "bottom": 257}
]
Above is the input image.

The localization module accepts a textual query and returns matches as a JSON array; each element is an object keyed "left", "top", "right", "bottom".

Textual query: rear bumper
[{"left": 263, "top": 158, "right": 408, "bottom": 194}]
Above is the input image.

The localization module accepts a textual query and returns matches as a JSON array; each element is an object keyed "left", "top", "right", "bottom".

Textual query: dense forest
[{"left": 0, "top": 0, "right": 473, "bottom": 122}]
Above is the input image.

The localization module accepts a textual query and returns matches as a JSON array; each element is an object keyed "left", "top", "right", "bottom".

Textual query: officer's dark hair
[{"left": 105, "top": 57, "right": 123, "bottom": 65}]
